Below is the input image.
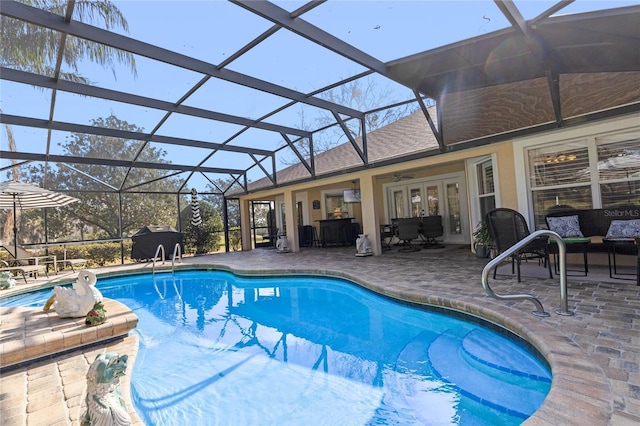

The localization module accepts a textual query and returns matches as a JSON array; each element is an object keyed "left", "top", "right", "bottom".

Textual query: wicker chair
[{"left": 486, "top": 208, "right": 552, "bottom": 282}]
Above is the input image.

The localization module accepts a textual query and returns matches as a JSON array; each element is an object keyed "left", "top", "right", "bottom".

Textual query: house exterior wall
[{"left": 239, "top": 113, "right": 639, "bottom": 255}]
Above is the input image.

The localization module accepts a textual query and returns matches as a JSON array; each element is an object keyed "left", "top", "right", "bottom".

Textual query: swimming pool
[{"left": 3, "top": 270, "right": 551, "bottom": 425}]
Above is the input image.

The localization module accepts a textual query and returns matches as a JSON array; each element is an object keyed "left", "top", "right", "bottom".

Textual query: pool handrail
[
  {"left": 152, "top": 243, "right": 182, "bottom": 275},
  {"left": 171, "top": 243, "right": 182, "bottom": 272},
  {"left": 481, "top": 229, "right": 574, "bottom": 317},
  {"left": 152, "top": 244, "right": 165, "bottom": 275}
]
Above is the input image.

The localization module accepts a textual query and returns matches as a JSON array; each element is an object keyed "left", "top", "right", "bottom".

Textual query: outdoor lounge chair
[
  {"left": 56, "top": 258, "right": 87, "bottom": 272},
  {"left": 2, "top": 243, "right": 86, "bottom": 274},
  {"left": 2, "top": 243, "right": 57, "bottom": 275},
  {"left": 0, "top": 260, "right": 47, "bottom": 284},
  {"left": 486, "top": 208, "right": 553, "bottom": 282}
]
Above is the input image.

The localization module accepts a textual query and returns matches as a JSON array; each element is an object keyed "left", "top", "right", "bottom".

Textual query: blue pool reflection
[{"left": 3, "top": 270, "right": 551, "bottom": 425}]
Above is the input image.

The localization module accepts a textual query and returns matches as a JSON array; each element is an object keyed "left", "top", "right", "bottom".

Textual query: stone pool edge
[
  {"left": 0, "top": 263, "right": 612, "bottom": 425},
  {"left": 183, "top": 263, "right": 613, "bottom": 426}
]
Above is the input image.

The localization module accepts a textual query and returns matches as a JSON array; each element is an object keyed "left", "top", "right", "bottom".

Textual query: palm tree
[
  {"left": 1, "top": 0, "right": 136, "bottom": 82},
  {"left": 1, "top": 0, "right": 137, "bottom": 246}
]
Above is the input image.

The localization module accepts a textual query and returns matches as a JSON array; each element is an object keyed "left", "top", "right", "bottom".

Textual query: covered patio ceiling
[{"left": 1, "top": 0, "right": 639, "bottom": 197}]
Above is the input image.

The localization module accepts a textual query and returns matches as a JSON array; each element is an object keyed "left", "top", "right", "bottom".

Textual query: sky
[{"left": 1, "top": 0, "right": 636, "bottom": 191}]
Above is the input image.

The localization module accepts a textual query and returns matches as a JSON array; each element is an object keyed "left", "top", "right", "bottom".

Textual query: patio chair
[
  {"left": 485, "top": 208, "right": 553, "bottom": 282},
  {"left": 0, "top": 260, "right": 46, "bottom": 284},
  {"left": 380, "top": 224, "right": 394, "bottom": 251},
  {"left": 545, "top": 212, "right": 590, "bottom": 276},
  {"left": 420, "top": 215, "right": 444, "bottom": 249},
  {"left": 396, "top": 217, "right": 422, "bottom": 252}
]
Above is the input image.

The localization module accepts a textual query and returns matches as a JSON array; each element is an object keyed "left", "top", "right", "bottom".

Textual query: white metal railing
[
  {"left": 152, "top": 243, "right": 182, "bottom": 275},
  {"left": 152, "top": 244, "right": 165, "bottom": 275},
  {"left": 171, "top": 243, "right": 182, "bottom": 272},
  {"left": 481, "top": 229, "right": 574, "bottom": 317}
]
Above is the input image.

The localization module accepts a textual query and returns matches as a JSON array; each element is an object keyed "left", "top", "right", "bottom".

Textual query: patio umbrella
[
  {"left": 0, "top": 181, "right": 79, "bottom": 253},
  {"left": 190, "top": 188, "right": 202, "bottom": 227}
]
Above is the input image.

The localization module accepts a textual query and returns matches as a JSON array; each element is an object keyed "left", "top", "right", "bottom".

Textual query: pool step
[
  {"left": 461, "top": 328, "right": 551, "bottom": 383},
  {"left": 394, "top": 330, "right": 436, "bottom": 374},
  {"left": 386, "top": 330, "right": 460, "bottom": 425},
  {"left": 428, "top": 329, "right": 550, "bottom": 419}
]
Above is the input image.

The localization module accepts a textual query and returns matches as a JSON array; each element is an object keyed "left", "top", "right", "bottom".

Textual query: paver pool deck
[{"left": 1, "top": 245, "right": 639, "bottom": 425}]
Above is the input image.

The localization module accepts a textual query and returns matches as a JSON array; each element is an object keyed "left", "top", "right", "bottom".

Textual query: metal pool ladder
[
  {"left": 152, "top": 243, "right": 182, "bottom": 275},
  {"left": 152, "top": 244, "right": 165, "bottom": 275},
  {"left": 171, "top": 243, "right": 182, "bottom": 270},
  {"left": 481, "top": 229, "right": 574, "bottom": 317}
]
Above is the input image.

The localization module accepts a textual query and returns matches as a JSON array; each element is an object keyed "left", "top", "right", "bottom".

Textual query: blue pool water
[{"left": 2, "top": 270, "right": 551, "bottom": 425}]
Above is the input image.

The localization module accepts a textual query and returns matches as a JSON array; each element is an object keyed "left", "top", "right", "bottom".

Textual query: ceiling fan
[{"left": 379, "top": 172, "right": 415, "bottom": 182}]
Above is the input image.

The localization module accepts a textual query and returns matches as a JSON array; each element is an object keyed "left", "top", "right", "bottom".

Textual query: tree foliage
[
  {"left": 2, "top": 0, "right": 137, "bottom": 245},
  {"left": 190, "top": 179, "right": 244, "bottom": 251},
  {"left": 283, "top": 77, "right": 418, "bottom": 165},
  {"left": 23, "top": 115, "right": 180, "bottom": 240},
  {"left": 202, "top": 178, "right": 244, "bottom": 228},
  {"left": 180, "top": 200, "right": 223, "bottom": 254},
  {"left": 0, "top": 0, "right": 136, "bottom": 83}
]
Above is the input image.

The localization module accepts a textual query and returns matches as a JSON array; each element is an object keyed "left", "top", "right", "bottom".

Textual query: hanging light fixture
[{"left": 544, "top": 153, "right": 577, "bottom": 164}]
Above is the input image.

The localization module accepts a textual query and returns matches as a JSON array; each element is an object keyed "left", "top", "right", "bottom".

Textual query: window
[
  {"left": 325, "top": 194, "right": 345, "bottom": 219},
  {"left": 527, "top": 130, "right": 640, "bottom": 228},
  {"left": 596, "top": 134, "right": 640, "bottom": 207},
  {"left": 388, "top": 184, "right": 439, "bottom": 218},
  {"left": 410, "top": 188, "right": 423, "bottom": 217},
  {"left": 280, "top": 202, "right": 286, "bottom": 234},
  {"left": 426, "top": 185, "right": 439, "bottom": 216},
  {"left": 476, "top": 160, "right": 495, "bottom": 220},
  {"left": 446, "top": 183, "right": 461, "bottom": 234},
  {"left": 392, "top": 189, "right": 405, "bottom": 218},
  {"left": 528, "top": 141, "right": 592, "bottom": 227},
  {"left": 296, "top": 201, "right": 303, "bottom": 227}
]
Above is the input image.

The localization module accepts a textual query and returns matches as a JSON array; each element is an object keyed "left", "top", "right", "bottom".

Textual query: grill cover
[{"left": 131, "top": 225, "right": 184, "bottom": 260}]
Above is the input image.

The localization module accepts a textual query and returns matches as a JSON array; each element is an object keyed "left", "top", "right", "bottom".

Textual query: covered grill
[{"left": 131, "top": 225, "right": 184, "bottom": 261}]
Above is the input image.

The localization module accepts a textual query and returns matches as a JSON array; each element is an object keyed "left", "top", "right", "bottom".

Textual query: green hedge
[{"left": 46, "top": 241, "right": 133, "bottom": 267}]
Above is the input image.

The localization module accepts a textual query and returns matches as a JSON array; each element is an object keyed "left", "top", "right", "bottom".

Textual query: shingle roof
[{"left": 247, "top": 109, "right": 440, "bottom": 191}]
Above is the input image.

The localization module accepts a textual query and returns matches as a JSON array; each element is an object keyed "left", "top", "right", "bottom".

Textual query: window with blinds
[
  {"left": 476, "top": 160, "right": 495, "bottom": 220},
  {"left": 527, "top": 130, "right": 640, "bottom": 228},
  {"left": 528, "top": 142, "right": 590, "bottom": 188},
  {"left": 528, "top": 141, "right": 592, "bottom": 227},
  {"left": 596, "top": 132, "right": 640, "bottom": 207}
]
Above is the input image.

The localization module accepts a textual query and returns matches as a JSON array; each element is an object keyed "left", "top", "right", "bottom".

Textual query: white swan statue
[{"left": 44, "top": 270, "right": 103, "bottom": 318}]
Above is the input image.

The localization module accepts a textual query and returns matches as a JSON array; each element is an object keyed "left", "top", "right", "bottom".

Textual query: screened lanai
[{"left": 1, "top": 0, "right": 639, "bottom": 255}]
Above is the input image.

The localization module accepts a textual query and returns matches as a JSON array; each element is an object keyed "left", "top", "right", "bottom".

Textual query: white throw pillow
[
  {"left": 606, "top": 219, "right": 640, "bottom": 238},
  {"left": 547, "top": 215, "right": 583, "bottom": 238}
]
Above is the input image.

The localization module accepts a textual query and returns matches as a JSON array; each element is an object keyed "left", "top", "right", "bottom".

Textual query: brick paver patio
[{"left": 1, "top": 245, "right": 638, "bottom": 425}]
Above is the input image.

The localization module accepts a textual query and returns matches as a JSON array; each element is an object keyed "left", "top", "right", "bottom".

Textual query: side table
[
  {"left": 549, "top": 237, "right": 590, "bottom": 276},
  {"left": 604, "top": 237, "right": 639, "bottom": 284}
]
